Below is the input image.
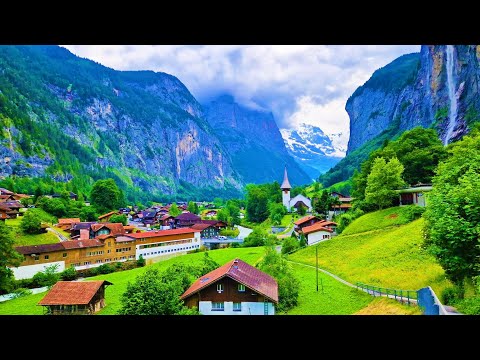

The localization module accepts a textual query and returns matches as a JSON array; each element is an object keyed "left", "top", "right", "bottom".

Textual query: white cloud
[{"left": 62, "top": 44, "right": 421, "bottom": 148}]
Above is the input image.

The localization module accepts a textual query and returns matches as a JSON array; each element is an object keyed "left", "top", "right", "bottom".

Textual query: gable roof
[
  {"left": 72, "top": 222, "right": 96, "bottom": 231},
  {"left": 16, "top": 243, "right": 65, "bottom": 255},
  {"left": 38, "top": 280, "right": 112, "bottom": 306},
  {"left": 181, "top": 258, "right": 278, "bottom": 303},
  {"left": 0, "top": 187, "right": 14, "bottom": 195},
  {"left": 290, "top": 194, "right": 311, "bottom": 204},
  {"left": 58, "top": 218, "right": 81, "bottom": 224},
  {"left": 175, "top": 212, "right": 201, "bottom": 221},
  {"left": 302, "top": 222, "right": 334, "bottom": 235},
  {"left": 91, "top": 223, "right": 125, "bottom": 235},
  {"left": 125, "top": 227, "right": 200, "bottom": 239},
  {"left": 191, "top": 223, "right": 214, "bottom": 231},
  {"left": 60, "top": 239, "right": 104, "bottom": 250},
  {"left": 98, "top": 211, "right": 118, "bottom": 219},
  {"left": 294, "top": 215, "right": 319, "bottom": 225},
  {"left": 0, "top": 195, "right": 13, "bottom": 202}
]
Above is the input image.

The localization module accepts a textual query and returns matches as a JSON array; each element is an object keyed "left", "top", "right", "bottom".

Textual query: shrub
[
  {"left": 32, "top": 264, "right": 60, "bottom": 288},
  {"left": 97, "top": 263, "right": 116, "bottom": 274},
  {"left": 441, "top": 287, "right": 459, "bottom": 305},
  {"left": 281, "top": 236, "right": 300, "bottom": 255},
  {"left": 400, "top": 205, "right": 425, "bottom": 222},
  {"left": 15, "top": 278, "right": 34, "bottom": 290},
  {"left": 136, "top": 255, "right": 146, "bottom": 267},
  {"left": 335, "top": 208, "right": 364, "bottom": 234},
  {"left": 60, "top": 266, "right": 78, "bottom": 281},
  {"left": 219, "top": 228, "right": 240, "bottom": 237},
  {"left": 11, "top": 287, "right": 32, "bottom": 299}
]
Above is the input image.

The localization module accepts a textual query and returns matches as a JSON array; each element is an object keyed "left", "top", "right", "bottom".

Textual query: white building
[{"left": 281, "top": 167, "right": 312, "bottom": 212}]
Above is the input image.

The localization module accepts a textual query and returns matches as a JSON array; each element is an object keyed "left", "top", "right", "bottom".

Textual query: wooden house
[
  {"left": 38, "top": 280, "right": 112, "bottom": 315},
  {"left": 98, "top": 211, "right": 118, "bottom": 223},
  {"left": 56, "top": 218, "right": 81, "bottom": 231},
  {"left": 191, "top": 223, "right": 219, "bottom": 238},
  {"left": 293, "top": 215, "right": 322, "bottom": 233},
  {"left": 174, "top": 212, "right": 201, "bottom": 228},
  {"left": 181, "top": 258, "right": 278, "bottom": 315},
  {"left": 397, "top": 185, "right": 432, "bottom": 207}
]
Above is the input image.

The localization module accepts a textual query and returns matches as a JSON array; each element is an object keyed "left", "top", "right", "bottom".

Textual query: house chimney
[{"left": 80, "top": 228, "right": 89, "bottom": 240}]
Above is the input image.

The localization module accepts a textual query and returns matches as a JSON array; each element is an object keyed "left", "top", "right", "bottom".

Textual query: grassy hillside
[
  {"left": 285, "top": 263, "right": 373, "bottom": 315},
  {"left": 289, "top": 212, "right": 451, "bottom": 295},
  {"left": 340, "top": 206, "right": 420, "bottom": 235},
  {"left": 354, "top": 297, "right": 422, "bottom": 315},
  {"left": 6, "top": 212, "right": 61, "bottom": 246},
  {"left": 1, "top": 245, "right": 384, "bottom": 315}
]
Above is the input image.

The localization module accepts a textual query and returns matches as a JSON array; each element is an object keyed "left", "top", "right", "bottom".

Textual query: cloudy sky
[{"left": 62, "top": 45, "right": 420, "bottom": 153}]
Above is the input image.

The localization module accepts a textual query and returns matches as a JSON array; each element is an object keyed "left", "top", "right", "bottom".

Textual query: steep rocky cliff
[
  {"left": 203, "top": 95, "right": 311, "bottom": 185},
  {"left": 0, "top": 45, "right": 242, "bottom": 201},
  {"left": 321, "top": 45, "right": 480, "bottom": 187},
  {"left": 347, "top": 45, "right": 480, "bottom": 154}
]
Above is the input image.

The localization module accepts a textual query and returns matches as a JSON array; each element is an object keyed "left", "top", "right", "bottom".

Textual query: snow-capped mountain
[{"left": 280, "top": 123, "right": 345, "bottom": 180}]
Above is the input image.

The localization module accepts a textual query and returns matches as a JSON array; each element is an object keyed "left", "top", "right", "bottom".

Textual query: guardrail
[{"left": 356, "top": 282, "right": 417, "bottom": 306}]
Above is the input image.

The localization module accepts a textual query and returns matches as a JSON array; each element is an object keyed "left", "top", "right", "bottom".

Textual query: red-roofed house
[
  {"left": 38, "top": 280, "right": 112, "bottom": 315},
  {"left": 301, "top": 221, "right": 337, "bottom": 245},
  {"left": 181, "top": 258, "right": 278, "bottom": 315},
  {"left": 293, "top": 215, "right": 322, "bottom": 233},
  {"left": 191, "top": 223, "right": 219, "bottom": 238},
  {"left": 56, "top": 218, "right": 81, "bottom": 231}
]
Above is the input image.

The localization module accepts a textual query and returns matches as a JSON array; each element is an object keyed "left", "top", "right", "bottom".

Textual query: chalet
[
  {"left": 205, "top": 210, "right": 218, "bottom": 217},
  {"left": 160, "top": 214, "right": 175, "bottom": 228},
  {"left": 98, "top": 211, "right": 118, "bottom": 223},
  {"left": 0, "top": 203, "right": 12, "bottom": 221},
  {"left": 56, "top": 218, "right": 81, "bottom": 231},
  {"left": 70, "top": 222, "right": 97, "bottom": 239},
  {"left": 11, "top": 228, "right": 201, "bottom": 279},
  {"left": 294, "top": 215, "right": 322, "bottom": 233},
  {"left": 141, "top": 210, "right": 158, "bottom": 227},
  {"left": 174, "top": 212, "right": 201, "bottom": 228},
  {"left": 397, "top": 184, "right": 432, "bottom": 207},
  {"left": 191, "top": 223, "right": 219, "bottom": 238},
  {"left": 181, "top": 258, "right": 278, "bottom": 315},
  {"left": 90, "top": 223, "right": 125, "bottom": 238},
  {"left": 0, "top": 202, "right": 21, "bottom": 218},
  {"left": 38, "top": 280, "right": 112, "bottom": 315},
  {"left": 302, "top": 222, "right": 335, "bottom": 245}
]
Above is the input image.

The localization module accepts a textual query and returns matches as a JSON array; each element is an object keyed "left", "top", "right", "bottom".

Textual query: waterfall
[{"left": 444, "top": 45, "right": 458, "bottom": 146}]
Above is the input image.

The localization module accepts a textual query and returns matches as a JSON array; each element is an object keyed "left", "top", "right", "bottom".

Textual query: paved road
[
  {"left": 46, "top": 227, "right": 68, "bottom": 242},
  {"left": 236, "top": 225, "right": 253, "bottom": 239}
]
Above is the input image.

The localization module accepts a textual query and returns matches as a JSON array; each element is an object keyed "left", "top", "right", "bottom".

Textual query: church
[{"left": 281, "top": 167, "right": 312, "bottom": 213}]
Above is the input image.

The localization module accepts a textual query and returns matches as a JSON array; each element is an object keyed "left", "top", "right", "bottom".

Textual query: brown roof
[
  {"left": 91, "top": 223, "right": 125, "bottom": 235},
  {"left": 0, "top": 187, "right": 14, "bottom": 195},
  {"left": 126, "top": 228, "right": 200, "bottom": 239},
  {"left": 58, "top": 218, "right": 81, "bottom": 224},
  {"left": 200, "top": 220, "right": 226, "bottom": 226},
  {"left": 0, "top": 195, "right": 12, "bottom": 202},
  {"left": 98, "top": 211, "right": 118, "bottom": 219},
  {"left": 175, "top": 212, "right": 201, "bottom": 221},
  {"left": 181, "top": 258, "right": 278, "bottom": 303},
  {"left": 115, "top": 236, "right": 136, "bottom": 243},
  {"left": 2, "top": 201, "right": 22, "bottom": 209},
  {"left": 61, "top": 239, "right": 104, "bottom": 250},
  {"left": 13, "top": 193, "right": 31, "bottom": 199},
  {"left": 0, "top": 203, "right": 12, "bottom": 211},
  {"left": 16, "top": 243, "right": 65, "bottom": 255},
  {"left": 38, "top": 280, "right": 112, "bottom": 306},
  {"left": 294, "top": 215, "right": 319, "bottom": 226},
  {"left": 302, "top": 222, "right": 334, "bottom": 235},
  {"left": 332, "top": 204, "right": 352, "bottom": 209},
  {"left": 191, "top": 223, "right": 214, "bottom": 231},
  {"left": 316, "top": 220, "right": 337, "bottom": 227},
  {"left": 160, "top": 214, "right": 174, "bottom": 220}
]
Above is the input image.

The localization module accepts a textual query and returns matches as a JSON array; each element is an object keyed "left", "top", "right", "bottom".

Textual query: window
[
  {"left": 238, "top": 284, "right": 246, "bottom": 292},
  {"left": 233, "top": 302, "right": 241, "bottom": 312},
  {"left": 217, "top": 283, "right": 224, "bottom": 293},
  {"left": 108, "top": 242, "right": 111, "bottom": 247},
  {"left": 44, "top": 255, "right": 49, "bottom": 260},
  {"left": 63, "top": 253, "right": 67, "bottom": 258},
  {"left": 96, "top": 259, "right": 102, "bottom": 263},
  {"left": 84, "top": 261, "right": 91, "bottom": 265},
  {"left": 107, "top": 250, "right": 111, "bottom": 254},
  {"left": 34, "top": 255, "right": 39, "bottom": 261},
  {"left": 212, "top": 302, "right": 224, "bottom": 311}
]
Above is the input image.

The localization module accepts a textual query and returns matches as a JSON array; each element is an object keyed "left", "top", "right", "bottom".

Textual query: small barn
[{"left": 38, "top": 280, "right": 113, "bottom": 315}]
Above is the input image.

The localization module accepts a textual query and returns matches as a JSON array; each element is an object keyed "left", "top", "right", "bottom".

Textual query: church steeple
[{"left": 280, "top": 166, "right": 291, "bottom": 190}]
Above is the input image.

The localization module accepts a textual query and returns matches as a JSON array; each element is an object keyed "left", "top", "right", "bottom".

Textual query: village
[{"left": 0, "top": 165, "right": 438, "bottom": 316}]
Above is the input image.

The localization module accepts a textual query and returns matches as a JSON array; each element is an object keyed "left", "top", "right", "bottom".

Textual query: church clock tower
[{"left": 280, "top": 166, "right": 292, "bottom": 212}]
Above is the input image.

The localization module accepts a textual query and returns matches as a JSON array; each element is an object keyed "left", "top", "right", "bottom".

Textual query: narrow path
[
  {"left": 46, "top": 227, "right": 68, "bottom": 242},
  {"left": 287, "top": 260, "right": 417, "bottom": 304}
]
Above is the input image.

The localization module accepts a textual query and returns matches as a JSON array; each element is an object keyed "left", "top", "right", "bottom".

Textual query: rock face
[
  {"left": 280, "top": 123, "right": 343, "bottom": 179},
  {"left": 0, "top": 45, "right": 242, "bottom": 200},
  {"left": 346, "top": 45, "right": 480, "bottom": 154},
  {"left": 203, "top": 95, "right": 311, "bottom": 186}
]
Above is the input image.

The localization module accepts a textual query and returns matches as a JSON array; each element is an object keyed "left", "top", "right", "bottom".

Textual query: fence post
[{"left": 400, "top": 290, "right": 403, "bottom": 303}]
